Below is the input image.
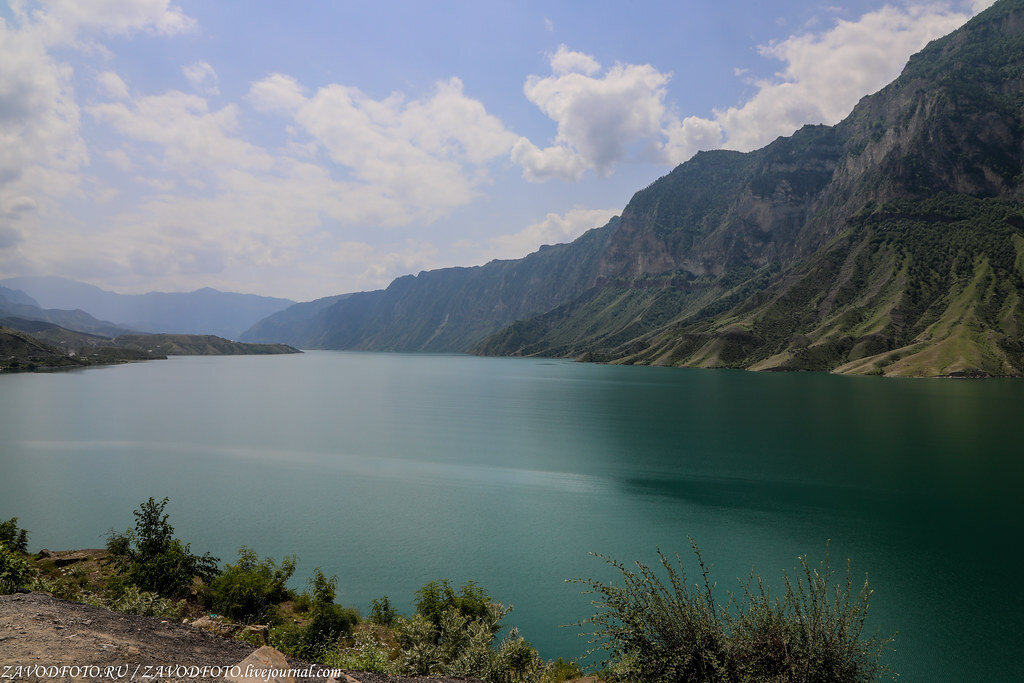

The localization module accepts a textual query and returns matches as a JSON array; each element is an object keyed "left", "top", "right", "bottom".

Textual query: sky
[{"left": 0, "top": 0, "right": 996, "bottom": 301}]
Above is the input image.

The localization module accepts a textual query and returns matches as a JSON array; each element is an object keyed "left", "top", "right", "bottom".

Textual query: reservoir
[{"left": 1, "top": 351, "right": 1021, "bottom": 679}]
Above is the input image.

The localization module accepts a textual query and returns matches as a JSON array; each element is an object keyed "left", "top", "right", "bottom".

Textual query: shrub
[
  {"left": 415, "top": 579, "right": 493, "bottom": 631},
  {"left": 106, "top": 497, "right": 219, "bottom": 598},
  {"left": 574, "top": 539, "right": 895, "bottom": 682},
  {"left": 328, "top": 628, "right": 393, "bottom": 673},
  {"left": 302, "top": 569, "right": 359, "bottom": 658},
  {"left": 370, "top": 594, "right": 399, "bottom": 626},
  {"left": 0, "top": 518, "right": 29, "bottom": 553},
  {"left": 392, "top": 584, "right": 544, "bottom": 683},
  {"left": 204, "top": 546, "right": 295, "bottom": 623},
  {"left": 271, "top": 568, "right": 359, "bottom": 662},
  {"left": 0, "top": 541, "right": 36, "bottom": 594},
  {"left": 93, "top": 584, "right": 183, "bottom": 619},
  {"left": 543, "top": 657, "right": 584, "bottom": 682}
]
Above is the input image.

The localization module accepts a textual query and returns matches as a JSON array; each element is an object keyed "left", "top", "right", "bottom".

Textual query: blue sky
[{"left": 0, "top": 0, "right": 993, "bottom": 300}]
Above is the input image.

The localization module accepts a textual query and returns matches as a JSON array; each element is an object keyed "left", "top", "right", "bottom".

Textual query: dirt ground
[{"left": 0, "top": 592, "right": 483, "bottom": 683}]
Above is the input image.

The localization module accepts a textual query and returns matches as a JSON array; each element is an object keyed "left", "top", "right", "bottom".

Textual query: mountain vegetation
[
  {"left": 2, "top": 506, "right": 893, "bottom": 681},
  {"left": 247, "top": 0, "right": 1024, "bottom": 377},
  {"left": 0, "top": 319, "right": 299, "bottom": 372}
]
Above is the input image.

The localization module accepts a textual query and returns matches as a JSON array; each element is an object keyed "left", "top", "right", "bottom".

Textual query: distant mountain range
[
  {"left": 0, "top": 276, "right": 295, "bottom": 340},
  {"left": 242, "top": 0, "right": 1024, "bottom": 377}
]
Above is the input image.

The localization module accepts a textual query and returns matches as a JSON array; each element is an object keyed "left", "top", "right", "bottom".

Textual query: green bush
[
  {"left": 415, "top": 579, "right": 493, "bottom": 631},
  {"left": 90, "top": 584, "right": 183, "bottom": 619},
  {"left": 327, "top": 628, "right": 392, "bottom": 672},
  {"left": 106, "top": 497, "right": 219, "bottom": 599},
  {"left": 302, "top": 569, "right": 359, "bottom": 658},
  {"left": 204, "top": 546, "right": 295, "bottom": 623},
  {"left": 0, "top": 541, "right": 36, "bottom": 594},
  {"left": 271, "top": 568, "right": 359, "bottom": 662},
  {"left": 370, "top": 594, "right": 399, "bottom": 626},
  {"left": 0, "top": 518, "right": 29, "bottom": 553},
  {"left": 574, "top": 539, "right": 895, "bottom": 682},
  {"left": 391, "top": 584, "right": 544, "bottom": 683},
  {"left": 543, "top": 657, "right": 584, "bottom": 682}
]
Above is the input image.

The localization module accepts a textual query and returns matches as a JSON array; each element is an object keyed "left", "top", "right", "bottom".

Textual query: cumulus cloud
[
  {"left": 17, "top": 0, "right": 196, "bottom": 45},
  {"left": 711, "top": 3, "right": 971, "bottom": 153},
  {"left": 513, "top": 46, "right": 671, "bottom": 181},
  {"left": 250, "top": 74, "right": 518, "bottom": 225},
  {"left": 515, "top": 4, "right": 978, "bottom": 179},
  {"left": 247, "top": 72, "right": 307, "bottom": 113},
  {"left": 549, "top": 44, "right": 601, "bottom": 76},
  {"left": 183, "top": 61, "right": 219, "bottom": 95}
]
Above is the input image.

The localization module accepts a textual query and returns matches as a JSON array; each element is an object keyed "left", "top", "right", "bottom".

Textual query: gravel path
[{"left": 0, "top": 592, "right": 483, "bottom": 683}]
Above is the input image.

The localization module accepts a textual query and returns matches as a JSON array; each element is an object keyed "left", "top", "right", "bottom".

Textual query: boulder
[{"left": 225, "top": 646, "right": 294, "bottom": 683}]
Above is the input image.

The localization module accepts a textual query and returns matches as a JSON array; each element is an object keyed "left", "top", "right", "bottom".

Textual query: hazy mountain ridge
[
  {"left": 0, "top": 277, "right": 295, "bottom": 339},
  {"left": 0, "top": 297, "right": 134, "bottom": 338}
]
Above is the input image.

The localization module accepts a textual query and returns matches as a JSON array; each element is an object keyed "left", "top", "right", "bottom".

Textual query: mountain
[
  {"left": 111, "top": 334, "right": 299, "bottom": 356},
  {"left": 247, "top": 0, "right": 1024, "bottom": 377},
  {"left": 0, "top": 286, "right": 39, "bottom": 308},
  {"left": 0, "top": 326, "right": 90, "bottom": 371},
  {"left": 0, "top": 297, "right": 133, "bottom": 337},
  {"left": 240, "top": 219, "right": 618, "bottom": 350},
  {"left": 0, "top": 317, "right": 299, "bottom": 371},
  {"left": 0, "top": 277, "right": 295, "bottom": 339},
  {"left": 476, "top": 0, "right": 1024, "bottom": 377}
]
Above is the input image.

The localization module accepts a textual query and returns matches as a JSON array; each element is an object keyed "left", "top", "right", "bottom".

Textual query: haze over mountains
[
  {"left": 241, "top": 0, "right": 1024, "bottom": 377},
  {"left": 1, "top": 276, "right": 295, "bottom": 340}
]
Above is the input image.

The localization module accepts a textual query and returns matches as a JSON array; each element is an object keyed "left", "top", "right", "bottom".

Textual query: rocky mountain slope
[
  {"left": 246, "top": 0, "right": 1024, "bottom": 377},
  {"left": 241, "top": 220, "right": 617, "bottom": 351}
]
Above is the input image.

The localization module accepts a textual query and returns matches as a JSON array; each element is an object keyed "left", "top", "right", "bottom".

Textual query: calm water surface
[{"left": 1, "top": 352, "right": 1022, "bottom": 680}]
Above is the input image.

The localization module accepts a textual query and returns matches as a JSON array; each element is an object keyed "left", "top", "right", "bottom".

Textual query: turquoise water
[{"left": 1, "top": 352, "right": 1022, "bottom": 679}]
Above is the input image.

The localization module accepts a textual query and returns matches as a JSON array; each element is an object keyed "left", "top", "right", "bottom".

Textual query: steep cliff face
[
  {"left": 476, "top": 0, "right": 1024, "bottom": 377},
  {"left": 241, "top": 218, "right": 618, "bottom": 351}
]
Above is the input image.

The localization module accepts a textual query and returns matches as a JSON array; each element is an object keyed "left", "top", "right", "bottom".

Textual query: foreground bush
[
  {"left": 0, "top": 541, "right": 36, "bottom": 594},
  {"left": 271, "top": 568, "right": 359, "bottom": 661},
  {"left": 391, "top": 581, "right": 545, "bottom": 683},
  {"left": 0, "top": 518, "right": 29, "bottom": 553},
  {"left": 204, "top": 546, "right": 295, "bottom": 623},
  {"left": 106, "top": 497, "right": 219, "bottom": 598},
  {"left": 575, "top": 539, "right": 895, "bottom": 682}
]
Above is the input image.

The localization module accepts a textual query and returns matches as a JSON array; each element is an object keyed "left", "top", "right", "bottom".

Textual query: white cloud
[
  {"left": 104, "top": 148, "right": 133, "bottom": 171},
  {"left": 96, "top": 70, "right": 129, "bottom": 98},
  {"left": 485, "top": 207, "right": 619, "bottom": 261},
  {"left": 183, "top": 61, "right": 219, "bottom": 95},
  {"left": 247, "top": 72, "right": 307, "bottom": 113},
  {"left": 514, "top": 50, "right": 671, "bottom": 180},
  {"left": 549, "top": 44, "right": 601, "bottom": 76},
  {"left": 21, "top": 0, "right": 196, "bottom": 45},
  {"left": 711, "top": 3, "right": 971, "bottom": 153},
  {"left": 89, "top": 91, "right": 273, "bottom": 172},
  {"left": 515, "top": 3, "right": 979, "bottom": 178},
  {"left": 251, "top": 74, "right": 518, "bottom": 226}
]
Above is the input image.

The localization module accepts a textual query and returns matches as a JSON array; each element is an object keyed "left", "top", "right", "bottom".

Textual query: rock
[
  {"left": 225, "top": 646, "right": 294, "bottom": 683},
  {"left": 189, "top": 615, "right": 239, "bottom": 638}
]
